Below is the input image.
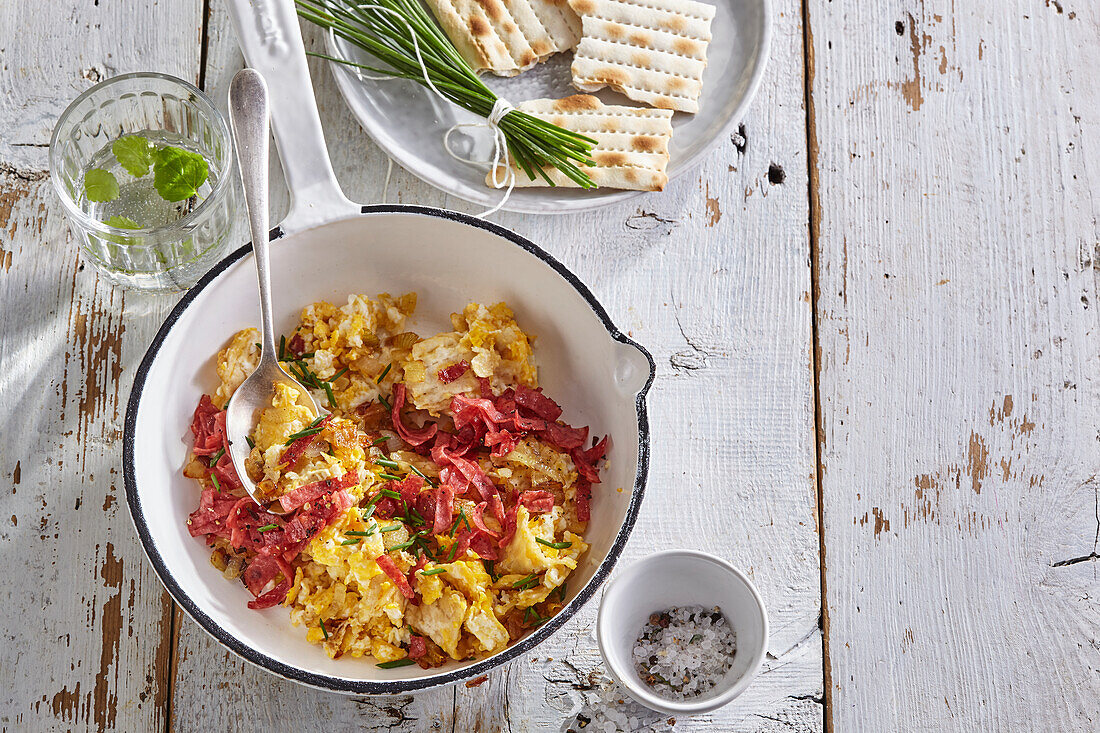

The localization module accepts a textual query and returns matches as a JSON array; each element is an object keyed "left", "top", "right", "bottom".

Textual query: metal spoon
[{"left": 224, "top": 68, "right": 323, "bottom": 512}]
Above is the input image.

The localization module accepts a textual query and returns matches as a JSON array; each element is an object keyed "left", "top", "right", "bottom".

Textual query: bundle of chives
[{"left": 296, "top": 0, "right": 598, "bottom": 187}]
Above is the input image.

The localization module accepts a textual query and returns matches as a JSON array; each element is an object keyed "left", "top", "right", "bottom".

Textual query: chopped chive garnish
[
  {"left": 284, "top": 414, "right": 327, "bottom": 444},
  {"left": 379, "top": 488, "right": 402, "bottom": 500},
  {"left": 421, "top": 567, "right": 446, "bottom": 576},
  {"left": 378, "top": 393, "right": 392, "bottom": 411},
  {"left": 415, "top": 537, "right": 437, "bottom": 560},
  {"left": 319, "top": 620, "right": 328, "bottom": 640},
  {"left": 448, "top": 509, "right": 466, "bottom": 537},
  {"left": 554, "top": 582, "right": 567, "bottom": 601},
  {"left": 209, "top": 473, "right": 221, "bottom": 492},
  {"left": 360, "top": 505, "right": 376, "bottom": 521},
  {"left": 285, "top": 358, "right": 333, "bottom": 400},
  {"left": 524, "top": 606, "right": 546, "bottom": 625},
  {"left": 376, "top": 658, "right": 415, "bottom": 669},
  {"left": 351, "top": 521, "right": 379, "bottom": 536},
  {"left": 255, "top": 342, "right": 261, "bottom": 351},
  {"left": 209, "top": 447, "right": 225, "bottom": 465},
  {"left": 258, "top": 524, "right": 278, "bottom": 532},
  {"left": 371, "top": 436, "right": 390, "bottom": 447},
  {"left": 376, "top": 363, "right": 392, "bottom": 383},
  {"left": 376, "top": 458, "right": 401, "bottom": 469},
  {"left": 446, "top": 539, "right": 461, "bottom": 562},
  {"left": 378, "top": 472, "right": 403, "bottom": 482},
  {"left": 284, "top": 426, "right": 324, "bottom": 445},
  {"left": 246, "top": 436, "right": 255, "bottom": 449},
  {"left": 279, "top": 335, "right": 287, "bottom": 361},
  {"left": 689, "top": 633, "right": 704, "bottom": 644},
  {"left": 512, "top": 574, "right": 539, "bottom": 590},
  {"left": 536, "top": 538, "right": 573, "bottom": 550},
  {"left": 389, "top": 539, "right": 416, "bottom": 551},
  {"left": 408, "top": 465, "right": 437, "bottom": 487},
  {"left": 341, "top": 537, "right": 361, "bottom": 545},
  {"left": 408, "top": 507, "right": 426, "bottom": 524},
  {"left": 332, "top": 366, "right": 348, "bottom": 382},
  {"left": 379, "top": 523, "right": 403, "bottom": 532},
  {"left": 299, "top": 351, "right": 315, "bottom": 359},
  {"left": 482, "top": 559, "right": 496, "bottom": 580}
]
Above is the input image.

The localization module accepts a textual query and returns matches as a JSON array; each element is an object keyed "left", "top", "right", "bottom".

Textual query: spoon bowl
[
  {"left": 223, "top": 68, "right": 323, "bottom": 511},
  {"left": 224, "top": 359, "right": 323, "bottom": 513}
]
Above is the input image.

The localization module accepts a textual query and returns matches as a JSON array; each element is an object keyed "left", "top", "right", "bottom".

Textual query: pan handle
[{"left": 225, "top": 0, "right": 360, "bottom": 234}]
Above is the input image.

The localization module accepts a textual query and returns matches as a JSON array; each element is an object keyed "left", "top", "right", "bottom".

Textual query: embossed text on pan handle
[{"left": 224, "top": 0, "right": 359, "bottom": 233}]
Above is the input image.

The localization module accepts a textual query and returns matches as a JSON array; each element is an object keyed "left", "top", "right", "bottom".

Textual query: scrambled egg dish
[{"left": 184, "top": 293, "right": 608, "bottom": 668}]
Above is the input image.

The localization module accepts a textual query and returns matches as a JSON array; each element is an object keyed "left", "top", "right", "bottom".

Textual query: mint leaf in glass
[
  {"left": 84, "top": 168, "right": 119, "bottom": 203},
  {"left": 153, "top": 146, "right": 209, "bottom": 202},
  {"left": 112, "top": 135, "right": 156, "bottom": 177},
  {"left": 105, "top": 215, "right": 141, "bottom": 229}
]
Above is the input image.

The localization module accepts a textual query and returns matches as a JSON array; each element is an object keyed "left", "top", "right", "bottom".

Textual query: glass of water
[{"left": 50, "top": 72, "right": 239, "bottom": 292}]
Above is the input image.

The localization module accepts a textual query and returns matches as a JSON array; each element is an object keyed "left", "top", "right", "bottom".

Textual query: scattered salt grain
[
  {"left": 632, "top": 605, "right": 736, "bottom": 700},
  {"left": 563, "top": 674, "right": 676, "bottom": 733}
]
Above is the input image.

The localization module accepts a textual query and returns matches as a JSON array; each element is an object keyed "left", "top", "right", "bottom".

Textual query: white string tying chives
[
  {"left": 440, "top": 115, "right": 515, "bottom": 217},
  {"left": 327, "top": 7, "right": 515, "bottom": 217},
  {"left": 477, "top": 99, "right": 516, "bottom": 216}
]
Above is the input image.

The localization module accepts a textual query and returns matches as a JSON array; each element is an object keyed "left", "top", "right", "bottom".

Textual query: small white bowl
[{"left": 596, "top": 550, "right": 769, "bottom": 716}]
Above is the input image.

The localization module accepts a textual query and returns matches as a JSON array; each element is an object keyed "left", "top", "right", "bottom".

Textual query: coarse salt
[{"left": 632, "top": 605, "right": 736, "bottom": 700}]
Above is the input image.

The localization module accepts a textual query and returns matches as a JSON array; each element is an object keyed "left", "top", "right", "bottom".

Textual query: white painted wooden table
[{"left": 0, "top": 1, "right": 1096, "bottom": 731}]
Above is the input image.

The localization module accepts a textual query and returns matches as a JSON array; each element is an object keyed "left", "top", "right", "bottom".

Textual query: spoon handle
[{"left": 228, "top": 69, "right": 276, "bottom": 360}]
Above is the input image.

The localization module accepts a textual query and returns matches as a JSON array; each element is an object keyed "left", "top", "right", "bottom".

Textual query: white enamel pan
[{"left": 122, "top": 0, "right": 655, "bottom": 694}]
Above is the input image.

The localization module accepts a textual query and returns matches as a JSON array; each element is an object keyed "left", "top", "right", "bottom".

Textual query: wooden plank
[
  {"left": 168, "top": 3, "right": 822, "bottom": 730},
  {"left": 807, "top": 1, "right": 1100, "bottom": 728},
  {"left": 0, "top": 3, "right": 204, "bottom": 731}
]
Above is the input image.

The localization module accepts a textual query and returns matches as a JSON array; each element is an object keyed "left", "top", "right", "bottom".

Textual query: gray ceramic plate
[{"left": 326, "top": 0, "right": 772, "bottom": 213}]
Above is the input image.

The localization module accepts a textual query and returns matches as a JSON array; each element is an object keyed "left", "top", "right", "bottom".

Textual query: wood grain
[
  {"left": 807, "top": 0, "right": 1100, "bottom": 729},
  {"left": 7, "top": 0, "right": 1100, "bottom": 727},
  {"left": 0, "top": 4, "right": 202, "bottom": 731},
  {"left": 166, "top": 3, "right": 821, "bottom": 732}
]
